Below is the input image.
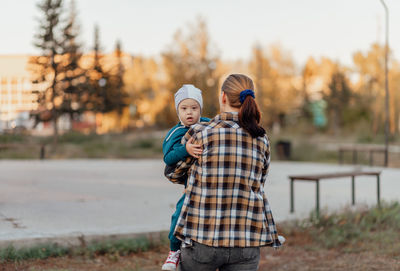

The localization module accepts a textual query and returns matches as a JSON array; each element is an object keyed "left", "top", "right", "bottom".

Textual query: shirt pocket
[
  {"left": 192, "top": 242, "right": 216, "bottom": 264},
  {"left": 240, "top": 247, "right": 260, "bottom": 261}
]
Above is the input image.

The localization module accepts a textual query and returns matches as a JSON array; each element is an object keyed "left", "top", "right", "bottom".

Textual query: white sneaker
[
  {"left": 278, "top": 235, "right": 286, "bottom": 245},
  {"left": 161, "top": 250, "right": 180, "bottom": 271}
]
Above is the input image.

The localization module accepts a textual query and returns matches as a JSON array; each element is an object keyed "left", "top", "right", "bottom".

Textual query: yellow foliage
[{"left": 249, "top": 43, "right": 299, "bottom": 127}]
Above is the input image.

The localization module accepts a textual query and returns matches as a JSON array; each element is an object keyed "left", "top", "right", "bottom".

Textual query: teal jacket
[{"left": 163, "top": 117, "right": 210, "bottom": 166}]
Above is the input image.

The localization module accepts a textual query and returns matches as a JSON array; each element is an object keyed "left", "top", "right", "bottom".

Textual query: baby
[{"left": 161, "top": 84, "right": 209, "bottom": 270}]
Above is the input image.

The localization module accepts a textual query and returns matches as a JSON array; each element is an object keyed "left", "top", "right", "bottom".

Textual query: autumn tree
[
  {"left": 390, "top": 61, "right": 400, "bottom": 134},
  {"left": 300, "top": 57, "right": 319, "bottom": 121},
  {"left": 109, "top": 40, "right": 130, "bottom": 118},
  {"left": 353, "top": 43, "right": 400, "bottom": 134},
  {"left": 124, "top": 56, "right": 165, "bottom": 127},
  {"left": 30, "top": 0, "right": 66, "bottom": 143},
  {"left": 298, "top": 57, "right": 347, "bottom": 130},
  {"left": 59, "top": 0, "right": 87, "bottom": 124},
  {"left": 160, "top": 18, "right": 220, "bottom": 127},
  {"left": 249, "top": 44, "right": 299, "bottom": 131},
  {"left": 323, "top": 71, "right": 353, "bottom": 133}
]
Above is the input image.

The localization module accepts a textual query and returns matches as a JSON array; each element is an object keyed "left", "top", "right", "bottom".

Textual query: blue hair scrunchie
[{"left": 239, "top": 89, "right": 255, "bottom": 104}]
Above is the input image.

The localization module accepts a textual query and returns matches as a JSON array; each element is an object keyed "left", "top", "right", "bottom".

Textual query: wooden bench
[{"left": 289, "top": 171, "right": 381, "bottom": 218}]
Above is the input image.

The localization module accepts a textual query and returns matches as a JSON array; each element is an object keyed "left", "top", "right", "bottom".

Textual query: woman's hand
[{"left": 186, "top": 137, "right": 202, "bottom": 158}]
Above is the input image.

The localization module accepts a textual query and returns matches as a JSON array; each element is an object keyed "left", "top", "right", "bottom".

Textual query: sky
[{"left": 0, "top": 0, "right": 399, "bottom": 67}]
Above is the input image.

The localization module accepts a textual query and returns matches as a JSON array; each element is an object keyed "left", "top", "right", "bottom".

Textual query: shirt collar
[{"left": 215, "top": 112, "right": 239, "bottom": 123}]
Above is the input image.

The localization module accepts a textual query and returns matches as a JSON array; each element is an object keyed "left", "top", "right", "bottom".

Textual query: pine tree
[
  {"left": 87, "top": 28, "right": 129, "bottom": 131},
  {"left": 87, "top": 25, "right": 113, "bottom": 114},
  {"left": 59, "top": 0, "right": 87, "bottom": 126},
  {"left": 110, "top": 40, "right": 129, "bottom": 117},
  {"left": 30, "top": 0, "right": 65, "bottom": 144}
]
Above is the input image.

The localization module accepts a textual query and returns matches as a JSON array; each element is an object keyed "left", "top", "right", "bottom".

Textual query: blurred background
[{"left": 0, "top": 0, "right": 399, "bottom": 165}]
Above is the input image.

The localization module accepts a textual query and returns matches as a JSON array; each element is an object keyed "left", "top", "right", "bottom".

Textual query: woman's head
[{"left": 220, "top": 74, "right": 266, "bottom": 138}]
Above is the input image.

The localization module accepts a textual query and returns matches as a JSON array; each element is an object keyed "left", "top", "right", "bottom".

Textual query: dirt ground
[{"left": 2, "top": 238, "right": 400, "bottom": 271}]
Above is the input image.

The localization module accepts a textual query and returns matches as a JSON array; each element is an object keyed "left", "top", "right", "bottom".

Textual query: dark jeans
[
  {"left": 168, "top": 194, "right": 185, "bottom": 251},
  {"left": 179, "top": 241, "right": 260, "bottom": 271}
]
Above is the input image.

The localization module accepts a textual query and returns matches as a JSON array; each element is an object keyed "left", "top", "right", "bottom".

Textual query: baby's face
[{"left": 178, "top": 98, "right": 201, "bottom": 127}]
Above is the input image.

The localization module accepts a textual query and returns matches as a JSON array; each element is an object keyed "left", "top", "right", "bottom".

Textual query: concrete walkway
[{"left": 0, "top": 160, "right": 399, "bottom": 247}]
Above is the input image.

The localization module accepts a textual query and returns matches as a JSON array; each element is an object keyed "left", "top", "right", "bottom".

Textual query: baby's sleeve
[{"left": 163, "top": 143, "right": 189, "bottom": 166}]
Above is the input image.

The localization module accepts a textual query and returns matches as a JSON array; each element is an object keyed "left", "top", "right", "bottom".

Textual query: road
[{"left": 0, "top": 159, "right": 398, "bottom": 246}]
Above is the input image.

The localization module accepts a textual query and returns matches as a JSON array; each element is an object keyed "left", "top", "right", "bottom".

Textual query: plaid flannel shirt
[{"left": 166, "top": 112, "right": 281, "bottom": 248}]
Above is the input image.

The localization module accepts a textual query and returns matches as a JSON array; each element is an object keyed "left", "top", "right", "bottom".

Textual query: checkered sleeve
[
  {"left": 262, "top": 135, "right": 271, "bottom": 182},
  {"left": 179, "top": 125, "right": 197, "bottom": 146},
  {"left": 165, "top": 127, "right": 198, "bottom": 183}
]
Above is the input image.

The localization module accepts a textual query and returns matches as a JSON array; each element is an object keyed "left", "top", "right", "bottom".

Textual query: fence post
[
  {"left": 316, "top": 179, "right": 320, "bottom": 218},
  {"left": 40, "top": 144, "right": 46, "bottom": 160},
  {"left": 377, "top": 174, "right": 381, "bottom": 208},
  {"left": 290, "top": 178, "right": 294, "bottom": 213},
  {"left": 351, "top": 176, "right": 355, "bottom": 205}
]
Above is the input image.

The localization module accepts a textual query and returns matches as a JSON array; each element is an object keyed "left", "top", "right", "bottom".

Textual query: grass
[
  {"left": 84, "top": 236, "right": 153, "bottom": 257},
  {"left": 0, "top": 131, "right": 164, "bottom": 160},
  {"left": 0, "top": 133, "right": 26, "bottom": 144},
  {"left": 288, "top": 141, "right": 339, "bottom": 163},
  {"left": 0, "top": 234, "right": 168, "bottom": 263},
  {"left": 1, "top": 128, "right": 400, "bottom": 165},
  {"left": 0, "top": 244, "right": 69, "bottom": 262},
  {"left": 58, "top": 131, "right": 100, "bottom": 144},
  {"left": 283, "top": 201, "right": 400, "bottom": 256}
]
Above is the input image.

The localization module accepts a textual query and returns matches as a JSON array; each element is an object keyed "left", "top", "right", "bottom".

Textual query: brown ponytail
[{"left": 221, "top": 74, "right": 266, "bottom": 138}]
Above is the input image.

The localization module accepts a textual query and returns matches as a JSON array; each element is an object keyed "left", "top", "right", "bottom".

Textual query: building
[
  {"left": 0, "top": 53, "right": 134, "bottom": 134},
  {"left": 0, "top": 55, "right": 37, "bottom": 131}
]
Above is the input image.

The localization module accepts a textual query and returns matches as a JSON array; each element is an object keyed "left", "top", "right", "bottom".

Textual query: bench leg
[
  {"left": 290, "top": 179, "right": 294, "bottom": 213},
  {"left": 316, "top": 180, "right": 320, "bottom": 219},
  {"left": 351, "top": 176, "right": 355, "bottom": 205},
  {"left": 377, "top": 175, "right": 381, "bottom": 208},
  {"left": 353, "top": 150, "right": 358, "bottom": 165}
]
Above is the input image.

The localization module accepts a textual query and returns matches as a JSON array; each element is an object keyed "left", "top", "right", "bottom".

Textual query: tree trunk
[
  {"left": 52, "top": 111, "right": 59, "bottom": 146},
  {"left": 69, "top": 112, "right": 74, "bottom": 131},
  {"left": 332, "top": 109, "right": 339, "bottom": 136},
  {"left": 51, "top": 54, "right": 59, "bottom": 146}
]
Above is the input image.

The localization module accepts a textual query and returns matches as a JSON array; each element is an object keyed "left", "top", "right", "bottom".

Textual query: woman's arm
[
  {"left": 164, "top": 134, "right": 203, "bottom": 165},
  {"left": 166, "top": 128, "right": 198, "bottom": 183}
]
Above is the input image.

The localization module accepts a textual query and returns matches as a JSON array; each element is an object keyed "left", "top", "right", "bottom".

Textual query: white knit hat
[{"left": 174, "top": 84, "right": 203, "bottom": 112}]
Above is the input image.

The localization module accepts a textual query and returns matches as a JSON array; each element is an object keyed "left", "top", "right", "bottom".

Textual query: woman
[{"left": 167, "top": 74, "right": 281, "bottom": 271}]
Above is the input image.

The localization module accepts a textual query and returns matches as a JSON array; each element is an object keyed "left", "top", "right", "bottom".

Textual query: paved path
[{"left": 0, "top": 160, "right": 399, "bottom": 246}]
